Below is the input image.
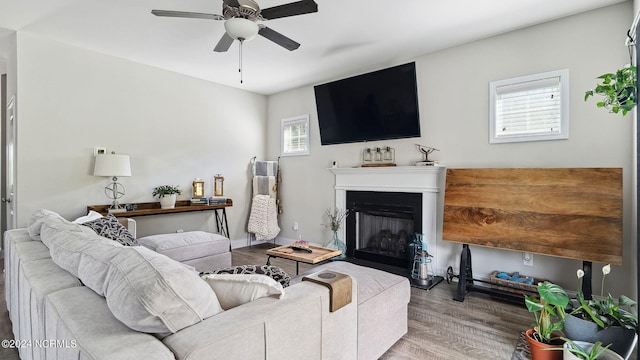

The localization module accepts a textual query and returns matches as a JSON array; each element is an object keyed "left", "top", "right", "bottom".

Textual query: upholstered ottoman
[
  {"left": 292, "top": 261, "right": 411, "bottom": 360},
  {"left": 137, "top": 231, "right": 231, "bottom": 272}
]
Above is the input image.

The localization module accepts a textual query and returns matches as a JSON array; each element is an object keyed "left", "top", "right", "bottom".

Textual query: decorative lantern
[
  {"left": 192, "top": 178, "right": 205, "bottom": 198},
  {"left": 214, "top": 174, "right": 224, "bottom": 197}
]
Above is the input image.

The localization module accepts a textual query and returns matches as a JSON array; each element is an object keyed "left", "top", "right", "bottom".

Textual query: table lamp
[{"left": 93, "top": 152, "right": 131, "bottom": 211}]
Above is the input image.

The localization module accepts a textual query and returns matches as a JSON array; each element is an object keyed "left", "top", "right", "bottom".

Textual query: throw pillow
[
  {"left": 72, "top": 210, "right": 104, "bottom": 224},
  {"left": 82, "top": 214, "right": 138, "bottom": 246},
  {"left": 201, "top": 265, "right": 291, "bottom": 288},
  {"left": 200, "top": 273, "right": 285, "bottom": 310}
]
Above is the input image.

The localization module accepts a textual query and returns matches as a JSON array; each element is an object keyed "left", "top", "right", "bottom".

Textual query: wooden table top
[{"left": 266, "top": 244, "right": 342, "bottom": 264}]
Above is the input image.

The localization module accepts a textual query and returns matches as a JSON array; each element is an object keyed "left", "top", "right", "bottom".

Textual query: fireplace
[
  {"left": 346, "top": 191, "right": 422, "bottom": 268},
  {"left": 330, "top": 166, "right": 446, "bottom": 273}
]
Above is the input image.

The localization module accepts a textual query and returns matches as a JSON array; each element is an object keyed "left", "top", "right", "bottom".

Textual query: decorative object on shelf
[
  {"left": 564, "top": 264, "right": 638, "bottom": 358},
  {"left": 214, "top": 174, "right": 225, "bottom": 196},
  {"left": 93, "top": 152, "right": 132, "bottom": 212},
  {"left": 192, "top": 178, "right": 205, "bottom": 198},
  {"left": 152, "top": 185, "right": 182, "bottom": 209},
  {"left": 209, "top": 196, "right": 227, "bottom": 205},
  {"left": 415, "top": 144, "right": 440, "bottom": 166},
  {"left": 524, "top": 281, "right": 569, "bottom": 360},
  {"left": 324, "top": 208, "right": 348, "bottom": 260},
  {"left": 584, "top": 66, "right": 637, "bottom": 116},
  {"left": 361, "top": 146, "right": 396, "bottom": 167}
]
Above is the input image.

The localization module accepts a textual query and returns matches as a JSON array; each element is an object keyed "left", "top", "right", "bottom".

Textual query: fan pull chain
[{"left": 238, "top": 38, "right": 244, "bottom": 84}]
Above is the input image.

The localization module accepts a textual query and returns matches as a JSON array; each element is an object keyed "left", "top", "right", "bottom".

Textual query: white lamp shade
[
  {"left": 224, "top": 18, "right": 259, "bottom": 41},
  {"left": 93, "top": 154, "right": 131, "bottom": 177}
]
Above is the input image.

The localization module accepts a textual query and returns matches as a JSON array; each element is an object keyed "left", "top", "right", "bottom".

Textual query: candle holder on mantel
[{"left": 361, "top": 146, "right": 396, "bottom": 167}]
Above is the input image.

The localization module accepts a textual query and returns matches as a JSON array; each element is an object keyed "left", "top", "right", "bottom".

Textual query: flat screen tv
[{"left": 314, "top": 62, "right": 421, "bottom": 145}]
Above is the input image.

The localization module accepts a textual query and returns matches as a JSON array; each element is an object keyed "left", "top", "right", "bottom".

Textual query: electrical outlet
[
  {"left": 292, "top": 222, "right": 299, "bottom": 231},
  {"left": 176, "top": 229, "right": 184, "bottom": 233},
  {"left": 523, "top": 252, "right": 533, "bottom": 266}
]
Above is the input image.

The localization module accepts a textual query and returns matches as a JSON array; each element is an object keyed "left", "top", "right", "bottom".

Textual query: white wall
[
  {"left": 15, "top": 33, "right": 267, "bottom": 241},
  {"left": 267, "top": 3, "right": 635, "bottom": 297}
]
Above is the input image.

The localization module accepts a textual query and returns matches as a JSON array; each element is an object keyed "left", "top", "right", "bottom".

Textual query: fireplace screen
[
  {"left": 357, "top": 212, "right": 414, "bottom": 259},
  {"left": 346, "top": 191, "right": 422, "bottom": 268}
]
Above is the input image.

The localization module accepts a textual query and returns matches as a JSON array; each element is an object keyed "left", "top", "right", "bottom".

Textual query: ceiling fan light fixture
[{"left": 224, "top": 18, "right": 259, "bottom": 41}]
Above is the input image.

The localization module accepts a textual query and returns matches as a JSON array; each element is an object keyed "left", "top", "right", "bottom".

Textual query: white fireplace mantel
[{"left": 330, "top": 165, "right": 447, "bottom": 270}]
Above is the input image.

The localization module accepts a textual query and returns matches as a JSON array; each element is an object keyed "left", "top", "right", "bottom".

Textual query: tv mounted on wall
[{"left": 314, "top": 62, "right": 421, "bottom": 145}]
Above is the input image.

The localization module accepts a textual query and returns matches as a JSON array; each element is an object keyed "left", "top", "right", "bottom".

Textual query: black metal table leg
[
  {"left": 454, "top": 244, "right": 472, "bottom": 302},
  {"left": 266, "top": 255, "right": 273, "bottom": 266}
]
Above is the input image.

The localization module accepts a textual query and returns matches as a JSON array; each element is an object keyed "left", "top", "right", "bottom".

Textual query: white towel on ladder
[{"left": 248, "top": 195, "right": 280, "bottom": 241}]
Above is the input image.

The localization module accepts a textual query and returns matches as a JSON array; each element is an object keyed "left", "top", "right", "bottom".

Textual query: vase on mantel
[{"left": 325, "top": 231, "right": 346, "bottom": 260}]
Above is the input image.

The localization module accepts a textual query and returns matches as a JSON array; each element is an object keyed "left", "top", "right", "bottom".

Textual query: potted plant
[
  {"left": 564, "top": 265, "right": 637, "bottom": 358},
  {"left": 584, "top": 66, "right": 637, "bottom": 116},
  {"left": 524, "top": 281, "right": 570, "bottom": 360},
  {"left": 559, "top": 339, "right": 623, "bottom": 360},
  {"left": 152, "top": 185, "right": 182, "bottom": 209}
]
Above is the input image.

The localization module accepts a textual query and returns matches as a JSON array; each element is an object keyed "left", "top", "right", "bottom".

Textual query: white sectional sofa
[{"left": 4, "top": 209, "right": 410, "bottom": 360}]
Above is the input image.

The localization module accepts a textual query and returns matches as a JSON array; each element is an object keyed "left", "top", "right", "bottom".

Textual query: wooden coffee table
[{"left": 266, "top": 245, "right": 342, "bottom": 275}]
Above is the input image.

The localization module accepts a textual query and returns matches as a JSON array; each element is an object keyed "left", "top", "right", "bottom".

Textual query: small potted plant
[
  {"left": 559, "top": 338, "right": 623, "bottom": 360},
  {"left": 584, "top": 66, "right": 637, "bottom": 116},
  {"left": 564, "top": 265, "right": 637, "bottom": 357},
  {"left": 524, "top": 281, "right": 569, "bottom": 360},
  {"left": 152, "top": 185, "right": 182, "bottom": 209}
]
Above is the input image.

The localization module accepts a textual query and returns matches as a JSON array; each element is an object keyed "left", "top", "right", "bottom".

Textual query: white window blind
[
  {"left": 490, "top": 69, "right": 569, "bottom": 143},
  {"left": 281, "top": 115, "right": 310, "bottom": 156}
]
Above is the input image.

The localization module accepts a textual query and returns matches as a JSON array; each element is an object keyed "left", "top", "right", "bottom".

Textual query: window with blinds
[
  {"left": 489, "top": 69, "right": 569, "bottom": 143},
  {"left": 281, "top": 114, "right": 310, "bottom": 156}
]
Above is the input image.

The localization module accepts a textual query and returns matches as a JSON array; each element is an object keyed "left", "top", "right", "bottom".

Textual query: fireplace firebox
[{"left": 346, "top": 191, "right": 422, "bottom": 268}]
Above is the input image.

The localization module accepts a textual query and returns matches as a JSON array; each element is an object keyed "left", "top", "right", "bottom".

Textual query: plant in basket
[
  {"left": 564, "top": 265, "right": 637, "bottom": 358},
  {"left": 524, "top": 281, "right": 569, "bottom": 360}
]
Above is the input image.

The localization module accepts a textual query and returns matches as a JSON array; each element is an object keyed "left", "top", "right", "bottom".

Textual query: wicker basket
[{"left": 488, "top": 271, "right": 547, "bottom": 295}]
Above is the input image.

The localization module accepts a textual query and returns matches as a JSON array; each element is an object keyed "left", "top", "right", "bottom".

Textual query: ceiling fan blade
[
  {"left": 151, "top": 10, "right": 224, "bottom": 21},
  {"left": 258, "top": 26, "right": 300, "bottom": 51},
  {"left": 223, "top": 0, "right": 241, "bottom": 7},
  {"left": 214, "top": 33, "right": 235, "bottom": 52},
  {"left": 260, "top": 0, "right": 318, "bottom": 20}
]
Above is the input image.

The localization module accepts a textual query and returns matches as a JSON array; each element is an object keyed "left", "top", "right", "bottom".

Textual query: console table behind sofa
[{"left": 88, "top": 199, "right": 233, "bottom": 239}]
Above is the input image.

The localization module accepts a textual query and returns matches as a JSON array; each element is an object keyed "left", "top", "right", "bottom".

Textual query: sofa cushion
[
  {"left": 81, "top": 214, "right": 138, "bottom": 246},
  {"left": 105, "top": 246, "right": 223, "bottom": 334},
  {"left": 44, "top": 286, "right": 175, "bottom": 360},
  {"left": 137, "top": 231, "right": 229, "bottom": 262},
  {"left": 36, "top": 211, "right": 223, "bottom": 334},
  {"left": 201, "top": 273, "right": 284, "bottom": 310},
  {"left": 201, "top": 264, "right": 291, "bottom": 287},
  {"left": 41, "top": 221, "right": 124, "bottom": 282}
]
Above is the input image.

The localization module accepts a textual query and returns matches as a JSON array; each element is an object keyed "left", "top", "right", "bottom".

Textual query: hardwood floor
[{"left": 1, "top": 245, "right": 535, "bottom": 360}]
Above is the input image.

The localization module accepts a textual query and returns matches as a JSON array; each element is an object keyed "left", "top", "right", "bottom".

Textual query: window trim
[
  {"left": 281, "top": 114, "right": 310, "bottom": 157},
  {"left": 489, "top": 69, "right": 569, "bottom": 144}
]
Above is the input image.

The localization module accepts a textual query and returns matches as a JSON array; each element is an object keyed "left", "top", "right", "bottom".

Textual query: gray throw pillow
[{"left": 82, "top": 214, "right": 138, "bottom": 246}]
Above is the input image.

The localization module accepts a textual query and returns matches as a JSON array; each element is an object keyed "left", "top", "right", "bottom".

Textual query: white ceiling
[{"left": 0, "top": 0, "right": 628, "bottom": 95}]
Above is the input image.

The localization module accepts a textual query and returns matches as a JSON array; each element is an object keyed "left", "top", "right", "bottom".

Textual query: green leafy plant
[
  {"left": 554, "top": 338, "right": 612, "bottom": 360},
  {"left": 571, "top": 265, "right": 637, "bottom": 330},
  {"left": 152, "top": 185, "right": 182, "bottom": 198},
  {"left": 584, "top": 66, "right": 637, "bottom": 116},
  {"left": 524, "top": 281, "right": 570, "bottom": 344}
]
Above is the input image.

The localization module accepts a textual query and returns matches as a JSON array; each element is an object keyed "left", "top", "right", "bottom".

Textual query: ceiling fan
[{"left": 151, "top": 0, "right": 318, "bottom": 53}]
